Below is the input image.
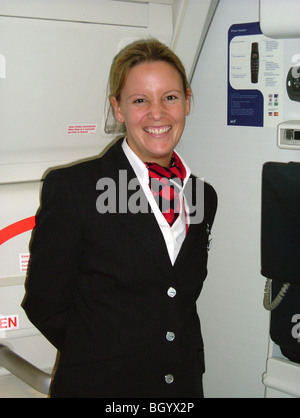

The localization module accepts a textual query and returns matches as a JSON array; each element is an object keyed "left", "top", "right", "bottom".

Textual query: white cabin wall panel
[
  {"left": 0, "top": 0, "right": 148, "bottom": 26},
  {"left": 260, "top": 0, "right": 300, "bottom": 39},
  {"left": 172, "top": 0, "right": 219, "bottom": 81},
  {"left": 0, "top": 182, "right": 40, "bottom": 279},
  {"left": 0, "top": 0, "right": 219, "bottom": 183},
  {"left": 0, "top": 182, "right": 58, "bottom": 380},
  {"left": 0, "top": 2, "right": 174, "bottom": 184},
  {"left": 181, "top": 0, "right": 300, "bottom": 397}
]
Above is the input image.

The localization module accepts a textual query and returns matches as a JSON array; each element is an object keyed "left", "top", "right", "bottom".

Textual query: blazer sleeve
[
  {"left": 205, "top": 181, "right": 218, "bottom": 231},
  {"left": 22, "top": 169, "right": 81, "bottom": 351}
]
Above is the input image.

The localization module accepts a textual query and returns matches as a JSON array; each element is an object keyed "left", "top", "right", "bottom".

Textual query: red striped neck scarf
[{"left": 145, "top": 153, "right": 187, "bottom": 227}]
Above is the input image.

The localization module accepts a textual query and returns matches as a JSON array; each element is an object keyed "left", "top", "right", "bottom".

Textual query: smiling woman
[
  {"left": 110, "top": 60, "right": 191, "bottom": 167},
  {"left": 109, "top": 39, "right": 191, "bottom": 167},
  {"left": 22, "top": 38, "right": 217, "bottom": 398}
]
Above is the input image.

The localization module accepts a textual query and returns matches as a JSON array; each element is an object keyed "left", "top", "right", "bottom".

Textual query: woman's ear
[
  {"left": 110, "top": 96, "right": 124, "bottom": 123},
  {"left": 185, "top": 88, "right": 192, "bottom": 116}
]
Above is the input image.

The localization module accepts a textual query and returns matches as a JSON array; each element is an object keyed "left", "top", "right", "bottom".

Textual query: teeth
[{"left": 145, "top": 126, "right": 171, "bottom": 134}]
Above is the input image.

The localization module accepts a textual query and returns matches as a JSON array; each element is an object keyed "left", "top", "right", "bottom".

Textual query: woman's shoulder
[
  {"left": 189, "top": 174, "right": 217, "bottom": 204},
  {"left": 44, "top": 139, "right": 123, "bottom": 185},
  {"left": 189, "top": 174, "right": 217, "bottom": 226}
]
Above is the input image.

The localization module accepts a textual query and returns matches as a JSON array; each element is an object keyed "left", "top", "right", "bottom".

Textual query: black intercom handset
[
  {"left": 251, "top": 42, "right": 259, "bottom": 84},
  {"left": 261, "top": 162, "right": 300, "bottom": 364},
  {"left": 287, "top": 65, "right": 300, "bottom": 102}
]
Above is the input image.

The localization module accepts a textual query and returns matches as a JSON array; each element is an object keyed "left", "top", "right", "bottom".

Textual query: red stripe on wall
[{"left": 0, "top": 216, "right": 36, "bottom": 246}]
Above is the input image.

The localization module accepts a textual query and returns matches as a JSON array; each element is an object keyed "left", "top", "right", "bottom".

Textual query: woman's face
[{"left": 111, "top": 61, "right": 191, "bottom": 167}]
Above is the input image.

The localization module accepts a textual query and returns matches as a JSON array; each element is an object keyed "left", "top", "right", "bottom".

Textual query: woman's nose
[{"left": 148, "top": 101, "right": 165, "bottom": 120}]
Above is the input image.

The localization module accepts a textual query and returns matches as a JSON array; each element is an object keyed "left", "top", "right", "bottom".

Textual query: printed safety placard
[
  {"left": 228, "top": 22, "right": 284, "bottom": 127},
  {"left": 67, "top": 124, "right": 98, "bottom": 134}
]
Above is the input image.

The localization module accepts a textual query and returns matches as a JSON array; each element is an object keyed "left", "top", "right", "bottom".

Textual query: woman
[{"left": 22, "top": 39, "right": 217, "bottom": 398}]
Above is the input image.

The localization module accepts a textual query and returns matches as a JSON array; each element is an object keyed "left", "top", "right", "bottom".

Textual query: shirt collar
[{"left": 121, "top": 137, "right": 191, "bottom": 188}]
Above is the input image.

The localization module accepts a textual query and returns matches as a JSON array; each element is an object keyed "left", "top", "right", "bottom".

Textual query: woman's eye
[
  {"left": 166, "top": 95, "right": 177, "bottom": 101},
  {"left": 134, "top": 98, "right": 146, "bottom": 104}
]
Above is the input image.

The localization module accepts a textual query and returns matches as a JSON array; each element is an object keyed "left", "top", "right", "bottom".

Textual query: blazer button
[
  {"left": 166, "top": 331, "right": 175, "bottom": 341},
  {"left": 167, "top": 287, "right": 176, "bottom": 298},
  {"left": 165, "top": 374, "right": 174, "bottom": 384}
]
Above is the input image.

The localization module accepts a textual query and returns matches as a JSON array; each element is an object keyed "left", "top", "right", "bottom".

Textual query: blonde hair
[{"left": 109, "top": 38, "right": 190, "bottom": 103}]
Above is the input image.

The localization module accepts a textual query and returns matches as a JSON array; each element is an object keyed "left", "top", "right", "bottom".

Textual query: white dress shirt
[{"left": 122, "top": 138, "right": 191, "bottom": 265}]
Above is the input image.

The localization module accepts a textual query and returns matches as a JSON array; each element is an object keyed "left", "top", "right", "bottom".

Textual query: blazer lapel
[
  {"left": 174, "top": 175, "right": 206, "bottom": 268},
  {"left": 119, "top": 211, "right": 174, "bottom": 277},
  {"left": 173, "top": 222, "right": 201, "bottom": 268},
  {"left": 109, "top": 139, "right": 174, "bottom": 277}
]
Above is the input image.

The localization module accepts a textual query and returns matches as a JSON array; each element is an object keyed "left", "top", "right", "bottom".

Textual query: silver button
[
  {"left": 165, "top": 374, "right": 174, "bottom": 384},
  {"left": 166, "top": 331, "right": 175, "bottom": 341},
  {"left": 167, "top": 287, "right": 176, "bottom": 298}
]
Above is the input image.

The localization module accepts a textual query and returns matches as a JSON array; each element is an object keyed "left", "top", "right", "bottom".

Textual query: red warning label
[
  {"left": 67, "top": 124, "right": 97, "bottom": 135},
  {"left": 20, "top": 253, "right": 30, "bottom": 273},
  {"left": 0, "top": 315, "right": 19, "bottom": 331}
]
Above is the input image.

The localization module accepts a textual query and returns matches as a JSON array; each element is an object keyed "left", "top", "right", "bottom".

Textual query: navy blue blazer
[{"left": 22, "top": 138, "right": 217, "bottom": 398}]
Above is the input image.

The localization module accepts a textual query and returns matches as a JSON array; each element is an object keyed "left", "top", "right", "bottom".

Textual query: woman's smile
[{"left": 144, "top": 125, "right": 172, "bottom": 135}]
